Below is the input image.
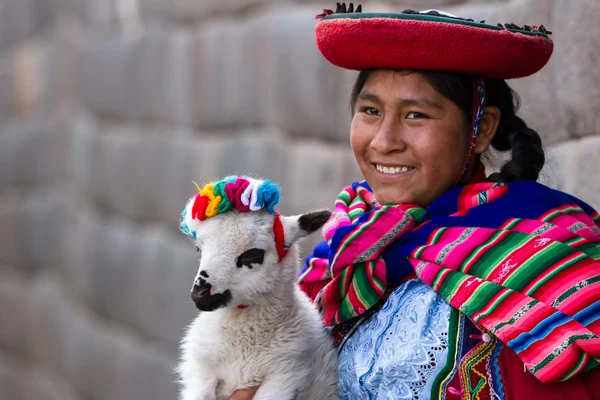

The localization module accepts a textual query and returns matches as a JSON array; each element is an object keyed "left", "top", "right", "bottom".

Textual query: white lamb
[{"left": 177, "top": 176, "right": 338, "bottom": 400}]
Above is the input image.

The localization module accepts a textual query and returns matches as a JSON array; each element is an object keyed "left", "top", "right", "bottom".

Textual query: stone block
[
  {"left": 66, "top": 110, "right": 99, "bottom": 190},
  {"left": 76, "top": 33, "right": 143, "bottom": 119},
  {"left": 190, "top": 21, "right": 246, "bottom": 128},
  {"left": 62, "top": 210, "right": 196, "bottom": 345},
  {"left": 0, "top": 116, "right": 56, "bottom": 186},
  {"left": 541, "top": 136, "right": 600, "bottom": 210},
  {"left": 148, "top": 30, "right": 197, "bottom": 127},
  {"left": 139, "top": 0, "right": 281, "bottom": 21},
  {"left": 0, "top": 191, "right": 24, "bottom": 266},
  {"left": 540, "top": 140, "right": 576, "bottom": 191},
  {"left": 0, "top": 40, "right": 56, "bottom": 116},
  {"left": 263, "top": 8, "right": 354, "bottom": 141},
  {"left": 16, "top": 274, "right": 178, "bottom": 400},
  {"left": 18, "top": 187, "right": 70, "bottom": 270},
  {"left": 127, "top": 228, "right": 199, "bottom": 346},
  {"left": 551, "top": 0, "right": 600, "bottom": 138},
  {"left": 0, "top": 0, "right": 53, "bottom": 49},
  {"left": 0, "top": 56, "right": 18, "bottom": 114},
  {"left": 214, "top": 129, "right": 288, "bottom": 188},
  {"left": 127, "top": 131, "right": 198, "bottom": 224},
  {"left": 88, "top": 125, "right": 143, "bottom": 218},
  {"left": 570, "top": 135, "right": 600, "bottom": 210},
  {"left": 0, "top": 354, "right": 80, "bottom": 400},
  {"left": 0, "top": 272, "right": 36, "bottom": 355},
  {"left": 446, "top": 0, "right": 567, "bottom": 146},
  {"left": 284, "top": 140, "right": 353, "bottom": 215}
]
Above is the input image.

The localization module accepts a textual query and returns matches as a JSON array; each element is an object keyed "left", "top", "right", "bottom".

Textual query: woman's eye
[
  {"left": 406, "top": 111, "right": 427, "bottom": 119},
  {"left": 360, "top": 107, "right": 380, "bottom": 116}
]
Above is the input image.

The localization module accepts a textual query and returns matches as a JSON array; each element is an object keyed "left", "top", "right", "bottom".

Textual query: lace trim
[{"left": 337, "top": 279, "right": 451, "bottom": 399}]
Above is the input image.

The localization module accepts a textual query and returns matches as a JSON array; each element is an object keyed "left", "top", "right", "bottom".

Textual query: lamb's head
[{"left": 180, "top": 176, "right": 331, "bottom": 312}]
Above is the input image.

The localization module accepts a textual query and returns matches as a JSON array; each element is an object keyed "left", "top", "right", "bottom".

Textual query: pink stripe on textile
[
  {"left": 330, "top": 210, "right": 415, "bottom": 267},
  {"left": 550, "top": 214, "right": 600, "bottom": 241},
  {"left": 521, "top": 251, "right": 583, "bottom": 295},
  {"left": 560, "top": 282, "right": 600, "bottom": 319},
  {"left": 299, "top": 258, "right": 330, "bottom": 283},
  {"left": 536, "top": 258, "right": 598, "bottom": 301}
]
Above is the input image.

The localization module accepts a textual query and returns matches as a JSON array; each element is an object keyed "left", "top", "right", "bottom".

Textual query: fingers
[{"left": 228, "top": 386, "right": 260, "bottom": 400}]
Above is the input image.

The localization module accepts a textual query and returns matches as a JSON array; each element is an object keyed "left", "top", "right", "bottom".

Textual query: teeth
[{"left": 376, "top": 164, "right": 412, "bottom": 175}]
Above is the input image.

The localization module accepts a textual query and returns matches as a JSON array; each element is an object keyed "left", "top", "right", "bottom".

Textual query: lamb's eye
[
  {"left": 195, "top": 246, "right": 200, "bottom": 252},
  {"left": 236, "top": 248, "right": 265, "bottom": 269}
]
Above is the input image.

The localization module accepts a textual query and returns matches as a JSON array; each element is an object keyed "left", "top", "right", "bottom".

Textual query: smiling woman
[{"left": 292, "top": 4, "right": 600, "bottom": 400}]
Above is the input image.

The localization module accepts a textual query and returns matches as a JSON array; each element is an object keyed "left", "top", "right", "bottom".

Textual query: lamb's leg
[
  {"left": 252, "top": 374, "right": 301, "bottom": 400},
  {"left": 179, "top": 375, "right": 218, "bottom": 400}
]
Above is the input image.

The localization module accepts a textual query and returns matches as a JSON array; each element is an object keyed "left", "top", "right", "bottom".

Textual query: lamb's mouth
[{"left": 191, "top": 289, "right": 232, "bottom": 312}]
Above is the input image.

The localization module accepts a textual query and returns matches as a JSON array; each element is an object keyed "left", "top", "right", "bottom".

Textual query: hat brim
[{"left": 315, "top": 13, "right": 553, "bottom": 79}]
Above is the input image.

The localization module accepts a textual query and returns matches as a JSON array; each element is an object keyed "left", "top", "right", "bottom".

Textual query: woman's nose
[{"left": 370, "top": 119, "right": 406, "bottom": 154}]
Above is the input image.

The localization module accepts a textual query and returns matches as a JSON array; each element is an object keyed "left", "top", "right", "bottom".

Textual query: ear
[
  {"left": 474, "top": 106, "right": 501, "bottom": 155},
  {"left": 280, "top": 210, "right": 332, "bottom": 247}
]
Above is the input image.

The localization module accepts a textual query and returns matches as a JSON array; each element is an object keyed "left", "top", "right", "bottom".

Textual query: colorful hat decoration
[
  {"left": 314, "top": 4, "right": 554, "bottom": 79},
  {"left": 180, "top": 176, "right": 288, "bottom": 261}
]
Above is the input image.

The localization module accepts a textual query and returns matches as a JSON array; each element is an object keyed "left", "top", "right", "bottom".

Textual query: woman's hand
[{"left": 228, "top": 386, "right": 259, "bottom": 400}]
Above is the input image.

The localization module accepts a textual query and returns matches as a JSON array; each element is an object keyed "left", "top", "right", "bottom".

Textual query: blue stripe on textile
[{"left": 508, "top": 312, "right": 571, "bottom": 353}]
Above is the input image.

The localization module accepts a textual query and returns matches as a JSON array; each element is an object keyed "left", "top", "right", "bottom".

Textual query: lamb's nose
[{"left": 192, "top": 280, "right": 211, "bottom": 298}]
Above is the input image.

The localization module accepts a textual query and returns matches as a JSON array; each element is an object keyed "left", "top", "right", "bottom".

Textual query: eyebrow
[{"left": 357, "top": 92, "right": 444, "bottom": 110}]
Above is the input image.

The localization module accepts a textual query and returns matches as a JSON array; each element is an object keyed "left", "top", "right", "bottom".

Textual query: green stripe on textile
[
  {"left": 414, "top": 228, "right": 447, "bottom": 259},
  {"left": 353, "top": 264, "right": 384, "bottom": 306},
  {"left": 505, "top": 243, "right": 572, "bottom": 292},
  {"left": 552, "top": 275, "right": 600, "bottom": 307},
  {"left": 436, "top": 272, "right": 469, "bottom": 301},
  {"left": 525, "top": 253, "right": 586, "bottom": 296},
  {"left": 473, "top": 289, "right": 512, "bottom": 323},
  {"left": 530, "top": 333, "right": 597, "bottom": 376},
  {"left": 561, "top": 351, "right": 592, "bottom": 381},
  {"left": 461, "top": 282, "right": 504, "bottom": 315},
  {"left": 461, "top": 230, "right": 506, "bottom": 272},
  {"left": 469, "top": 232, "right": 530, "bottom": 278},
  {"left": 430, "top": 308, "right": 461, "bottom": 399},
  {"left": 492, "top": 300, "right": 537, "bottom": 333},
  {"left": 503, "top": 218, "right": 522, "bottom": 230},
  {"left": 332, "top": 208, "right": 384, "bottom": 266},
  {"left": 571, "top": 242, "right": 600, "bottom": 261}
]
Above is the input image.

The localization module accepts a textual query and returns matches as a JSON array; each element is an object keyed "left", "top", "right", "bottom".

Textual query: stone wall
[{"left": 0, "top": 1, "right": 598, "bottom": 399}]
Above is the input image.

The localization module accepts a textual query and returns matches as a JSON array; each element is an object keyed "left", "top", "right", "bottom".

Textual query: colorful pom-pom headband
[{"left": 179, "top": 176, "right": 288, "bottom": 261}]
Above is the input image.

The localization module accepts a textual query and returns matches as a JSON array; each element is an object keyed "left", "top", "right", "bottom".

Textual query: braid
[
  {"left": 485, "top": 80, "right": 545, "bottom": 183},
  {"left": 488, "top": 116, "right": 545, "bottom": 182}
]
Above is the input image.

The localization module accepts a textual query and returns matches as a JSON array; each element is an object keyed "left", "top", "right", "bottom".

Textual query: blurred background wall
[{"left": 0, "top": 0, "right": 598, "bottom": 399}]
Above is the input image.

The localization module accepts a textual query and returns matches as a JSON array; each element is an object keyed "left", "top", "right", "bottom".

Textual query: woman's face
[{"left": 351, "top": 70, "right": 470, "bottom": 206}]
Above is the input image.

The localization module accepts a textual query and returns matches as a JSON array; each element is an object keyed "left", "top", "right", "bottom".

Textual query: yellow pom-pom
[
  {"left": 201, "top": 183, "right": 216, "bottom": 200},
  {"left": 205, "top": 196, "right": 222, "bottom": 217}
]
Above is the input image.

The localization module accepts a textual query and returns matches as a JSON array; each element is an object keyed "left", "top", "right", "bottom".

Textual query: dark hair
[{"left": 350, "top": 69, "right": 545, "bottom": 183}]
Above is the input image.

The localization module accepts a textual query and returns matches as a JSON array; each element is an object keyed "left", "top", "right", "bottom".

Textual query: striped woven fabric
[{"left": 298, "top": 180, "right": 600, "bottom": 383}]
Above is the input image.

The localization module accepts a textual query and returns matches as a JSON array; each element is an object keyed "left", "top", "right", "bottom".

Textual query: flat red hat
[{"left": 315, "top": 4, "right": 553, "bottom": 79}]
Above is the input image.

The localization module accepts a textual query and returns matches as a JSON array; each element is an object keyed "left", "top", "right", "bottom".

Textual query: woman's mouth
[{"left": 373, "top": 163, "right": 415, "bottom": 176}]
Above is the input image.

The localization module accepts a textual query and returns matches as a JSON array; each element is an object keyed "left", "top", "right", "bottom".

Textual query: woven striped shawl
[{"left": 298, "top": 180, "right": 600, "bottom": 383}]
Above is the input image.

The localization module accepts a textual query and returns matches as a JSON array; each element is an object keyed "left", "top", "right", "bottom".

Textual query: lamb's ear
[{"left": 281, "top": 210, "right": 332, "bottom": 246}]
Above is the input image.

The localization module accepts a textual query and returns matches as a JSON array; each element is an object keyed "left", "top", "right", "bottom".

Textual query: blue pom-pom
[
  {"left": 179, "top": 207, "right": 196, "bottom": 239},
  {"left": 256, "top": 180, "right": 280, "bottom": 214}
]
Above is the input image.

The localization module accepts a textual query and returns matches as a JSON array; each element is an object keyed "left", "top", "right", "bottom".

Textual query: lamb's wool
[{"left": 177, "top": 177, "right": 337, "bottom": 400}]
